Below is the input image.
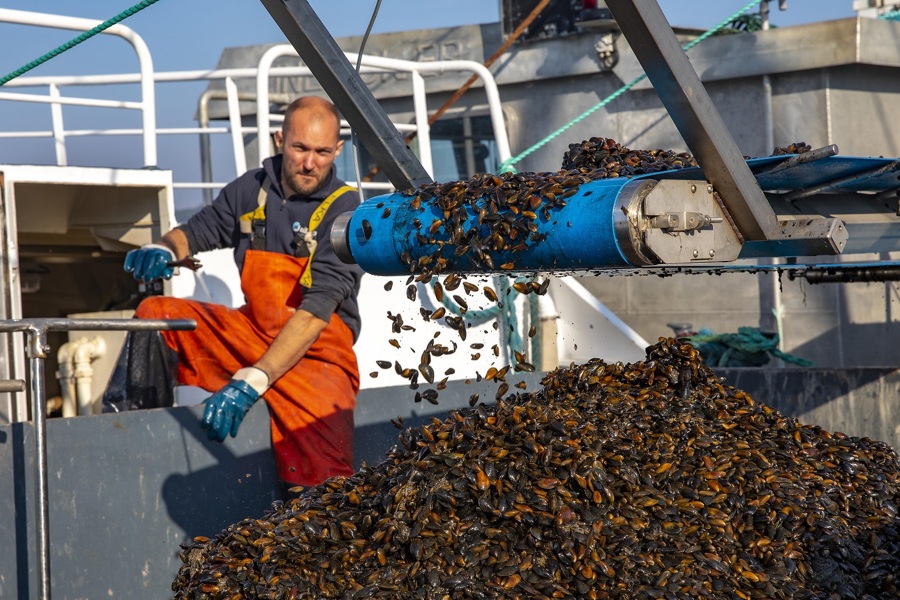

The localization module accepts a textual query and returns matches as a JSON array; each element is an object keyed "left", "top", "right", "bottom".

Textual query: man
[{"left": 110, "top": 96, "right": 363, "bottom": 487}]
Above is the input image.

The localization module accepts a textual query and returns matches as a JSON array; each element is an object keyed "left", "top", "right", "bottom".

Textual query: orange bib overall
[{"left": 136, "top": 249, "right": 359, "bottom": 486}]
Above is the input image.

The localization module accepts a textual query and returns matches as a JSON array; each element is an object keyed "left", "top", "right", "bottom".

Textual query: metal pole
[
  {"left": 605, "top": 0, "right": 776, "bottom": 240},
  {"left": 0, "top": 318, "right": 196, "bottom": 600},
  {"left": 259, "top": 0, "right": 433, "bottom": 194},
  {"left": 27, "top": 325, "right": 51, "bottom": 600}
]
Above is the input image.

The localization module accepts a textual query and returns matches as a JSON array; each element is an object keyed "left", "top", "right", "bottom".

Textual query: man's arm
[
  {"left": 253, "top": 308, "right": 329, "bottom": 384},
  {"left": 199, "top": 300, "right": 330, "bottom": 443},
  {"left": 156, "top": 228, "right": 191, "bottom": 261}
]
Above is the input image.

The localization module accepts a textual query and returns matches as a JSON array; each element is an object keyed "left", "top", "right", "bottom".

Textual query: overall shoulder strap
[
  {"left": 308, "top": 185, "right": 356, "bottom": 234},
  {"left": 239, "top": 174, "right": 271, "bottom": 234},
  {"left": 299, "top": 185, "right": 356, "bottom": 288}
]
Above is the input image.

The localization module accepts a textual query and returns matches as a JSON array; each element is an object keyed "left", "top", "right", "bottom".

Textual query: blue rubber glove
[
  {"left": 201, "top": 367, "right": 269, "bottom": 442},
  {"left": 124, "top": 244, "right": 176, "bottom": 282}
]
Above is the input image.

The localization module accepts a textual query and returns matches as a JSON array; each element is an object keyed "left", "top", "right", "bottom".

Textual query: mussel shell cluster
[
  {"left": 172, "top": 338, "right": 900, "bottom": 599},
  {"left": 560, "top": 136, "right": 698, "bottom": 175},
  {"left": 771, "top": 141, "right": 812, "bottom": 156}
]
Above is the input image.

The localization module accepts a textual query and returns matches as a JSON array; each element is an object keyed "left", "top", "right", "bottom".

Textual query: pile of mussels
[{"left": 172, "top": 338, "right": 900, "bottom": 599}]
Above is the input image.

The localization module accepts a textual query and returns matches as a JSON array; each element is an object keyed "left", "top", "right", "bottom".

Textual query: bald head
[
  {"left": 282, "top": 96, "right": 341, "bottom": 143},
  {"left": 275, "top": 96, "right": 345, "bottom": 197}
]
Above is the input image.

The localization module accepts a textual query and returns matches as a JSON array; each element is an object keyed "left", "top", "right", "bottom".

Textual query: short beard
[{"left": 284, "top": 170, "right": 323, "bottom": 197}]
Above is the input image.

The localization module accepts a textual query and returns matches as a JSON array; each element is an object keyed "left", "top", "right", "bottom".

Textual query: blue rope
[
  {"left": 691, "top": 326, "right": 813, "bottom": 367},
  {"left": 0, "top": 0, "right": 163, "bottom": 87}
]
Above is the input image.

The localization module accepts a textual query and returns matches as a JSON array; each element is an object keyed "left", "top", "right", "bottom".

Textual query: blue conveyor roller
[{"left": 333, "top": 178, "right": 638, "bottom": 276}]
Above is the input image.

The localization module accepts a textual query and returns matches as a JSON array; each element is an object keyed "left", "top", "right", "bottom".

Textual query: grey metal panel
[
  {"left": 828, "top": 64, "right": 900, "bottom": 157},
  {"left": 0, "top": 403, "right": 279, "bottom": 600},
  {"left": 715, "top": 367, "right": 900, "bottom": 453},
  {"left": 682, "top": 20, "right": 861, "bottom": 82},
  {"left": 208, "top": 17, "right": 900, "bottom": 115},
  {"left": 616, "top": 18, "right": 900, "bottom": 88},
  {"left": 858, "top": 17, "right": 900, "bottom": 68},
  {"left": 770, "top": 70, "right": 832, "bottom": 150}
]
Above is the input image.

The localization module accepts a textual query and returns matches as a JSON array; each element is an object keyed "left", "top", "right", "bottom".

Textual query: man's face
[{"left": 277, "top": 109, "right": 343, "bottom": 197}]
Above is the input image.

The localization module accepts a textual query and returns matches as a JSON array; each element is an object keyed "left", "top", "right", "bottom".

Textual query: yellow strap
[
  {"left": 239, "top": 176, "right": 271, "bottom": 231},
  {"left": 309, "top": 185, "right": 355, "bottom": 233},
  {"left": 299, "top": 185, "right": 356, "bottom": 288}
]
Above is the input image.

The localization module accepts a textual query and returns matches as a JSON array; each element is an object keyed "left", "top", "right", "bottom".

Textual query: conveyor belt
[{"left": 657, "top": 154, "right": 900, "bottom": 195}]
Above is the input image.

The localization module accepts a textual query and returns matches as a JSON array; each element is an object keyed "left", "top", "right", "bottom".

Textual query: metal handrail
[
  {"left": 0, "top": 317, "right": 195, "bottom": 600},
  {"left": 0, "top": 8, "right": 157, "bottom": 166}
]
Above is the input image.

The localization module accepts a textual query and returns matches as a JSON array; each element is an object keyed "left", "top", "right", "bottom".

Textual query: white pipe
[
  {"left": 56, "top": 342, "right": 78, "bottom": 418},
  {"left": 256, "top": 45, "right": 284, "bottom": 167},
  {"left": 344, "top": 52, "right": 513, "bottom": 164},
  {"left": 3, "top": 65, "right": 337, "bottom": 87},
  {"left": 0, "top": 91, "right": 143, "bottom": 109},
  {"left": 0, "top": 127, "right": 232, "bottom": 139},
  {"left": 49, "top": 84, "right": 67, "bottom": 166},
  {"left": 558, "top": 276, "right": 650, "bottom": 349},
  {"left": 254, "top": 45, "right": 512, "bottom": 167},
  {"left": 411, "top": 71, "right": 434, "bottom": 177},
  {"left": 225, "top": 77, "right": 248, "bottom": 175},
  {"left": 538, "top": 285, "right": 560, "bottom": 320},
  {"left": 72, "top": 337, "right": 105, "bottom": 416}
]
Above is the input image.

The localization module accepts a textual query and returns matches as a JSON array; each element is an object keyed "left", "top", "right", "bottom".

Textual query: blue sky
[{"left": 0, "top": 0, "right": 859, "bottom": 209}]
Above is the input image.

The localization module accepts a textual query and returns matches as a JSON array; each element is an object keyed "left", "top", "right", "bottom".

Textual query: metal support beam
[
  {"left": 606, "top": 0, "right": 775, "bottom": 239},
  {"left": 605, "top": 0, "right": 847, "bottom": 254},
  {"left": 259, "top": 0, "right": 433, "bottom": 194}
]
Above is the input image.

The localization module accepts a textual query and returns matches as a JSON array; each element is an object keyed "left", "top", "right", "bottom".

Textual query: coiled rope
[
  {"left": 691, "top": 326, "right": 814, "bottom": 367},
  {"left": 497, "top": 0, "right": 764, "bottom": 174},
  {"left": 0, "top": 0, "right": 162, "bottom": 87}
]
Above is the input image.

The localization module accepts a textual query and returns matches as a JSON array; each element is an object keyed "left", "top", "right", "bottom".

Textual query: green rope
[
  {"left": 528, "top": 291, "right": 542, "bottom": 369},
  {"left": 0, "top": 0, "right": 162, "bottom": 87},
  {"left": 498, "top": 0, "right": 764, "bottom": 173},
  {"left": 880, "top": 9, "right": 900, "bottom": 21},
  {"left": 691, "top": 326, "right": 813, "bottom": 367}
]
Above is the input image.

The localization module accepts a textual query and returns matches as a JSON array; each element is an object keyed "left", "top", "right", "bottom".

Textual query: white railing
[
  {"left": 0, "top": 9, "right": 512, "bottom": 197},
  {"left": 0, "top": 7, "right": 157, "bottom": 165}
]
